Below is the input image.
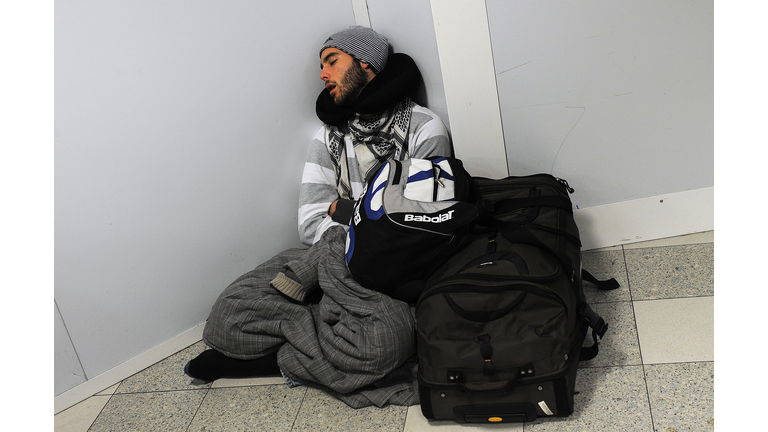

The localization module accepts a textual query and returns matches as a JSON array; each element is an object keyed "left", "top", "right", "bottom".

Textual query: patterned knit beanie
[{"left": 320, "top": 26, "right": 389, "bottom": 73}]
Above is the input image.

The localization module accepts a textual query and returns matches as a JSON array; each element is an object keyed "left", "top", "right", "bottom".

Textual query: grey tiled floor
[{"left": 55, "top": 231, "right": 714, "bottom": 432}]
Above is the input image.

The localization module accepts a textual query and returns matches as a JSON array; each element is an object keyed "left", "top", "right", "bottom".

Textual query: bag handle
[
  {"left": 500, "top": 224, "right": 579, "bottom": 289},
  {"left": 443, "top": 292, "right": 527, "bottom": 322},
  {"left": 457, "top": 379, "right": 516, "bottom": 393},
  {"left": 490, "top": 195, "right": 574, "bottom": 214}
]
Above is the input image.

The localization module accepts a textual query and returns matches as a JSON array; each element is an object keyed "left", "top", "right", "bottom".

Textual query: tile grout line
[
  {"left": 86, "top": 387, "right": 211, "bottom": 432},
  {"left": 112, "top": 386, "right": 212, "bottom": 396},
  {"left": 85, "top": 393, "right": 114, "bottom": 432},
  {"left": 289, "top": 386, "right": 309, "bottom": 431},
  {"left": 589, "top": 293, "right": 714, "bottom": 309},
  {"left": 400, "top": 404, "right": 411, "bottom": 432},
  {"left": 183, "top": 387, "right": 211, "bottom": 432},
  {"left": 622, "top": 243, "right": 658, "bottom": 432},
  {"left": 632, "top": 294, "right": 715, "bottom": 303}
]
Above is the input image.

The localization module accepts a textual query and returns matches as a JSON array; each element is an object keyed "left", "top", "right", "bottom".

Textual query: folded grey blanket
[{"left": 201, "top": 226, "right": 418, "bottom": 408}]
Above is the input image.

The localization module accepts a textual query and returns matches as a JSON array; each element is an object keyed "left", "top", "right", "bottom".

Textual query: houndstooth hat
[{"left": 320, "top": 26, "right": 389, "bottom": 73}]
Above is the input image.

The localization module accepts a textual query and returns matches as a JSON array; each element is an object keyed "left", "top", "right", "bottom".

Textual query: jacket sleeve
[
  {"left": 407, "top": 105, "right": 453, "bottom": 159},
  {"left": 297, "top": 127, "right": 341, "bottom": 246}
]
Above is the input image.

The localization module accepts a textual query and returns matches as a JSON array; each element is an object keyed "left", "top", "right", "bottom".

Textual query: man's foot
[{"left": 183, "top": 349, "right": 280, "bottom": 382}]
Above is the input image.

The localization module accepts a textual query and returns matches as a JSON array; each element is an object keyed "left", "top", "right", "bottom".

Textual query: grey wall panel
[
  {"left": 54, "top": 0, "right": 355, "bottom": 393},
  {"left": 487, "top": 0, "right": 713, "bottom": 208}
]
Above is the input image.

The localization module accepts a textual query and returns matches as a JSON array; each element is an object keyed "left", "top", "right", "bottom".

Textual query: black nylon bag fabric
[{"left": 416, "top": 174, "right": 598, "bottom": 423}]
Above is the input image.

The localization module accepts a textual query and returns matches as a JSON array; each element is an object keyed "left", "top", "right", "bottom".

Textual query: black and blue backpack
[{"left": 344, "top": 157, "right": 478, "bottom": 302}]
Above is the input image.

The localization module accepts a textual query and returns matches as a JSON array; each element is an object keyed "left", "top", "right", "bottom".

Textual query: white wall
[
  {"left": 427, "top": 0, "right": 712, "bottom": 246},
  {"left": 430, "top": 0, "right": 509, "bottom": 178},
  {"left": 487, "top": 0, "right": 714, "bottom": 209},
  {"left": 366, "top": 0, "right": 449, "bottom": 133},
  {"left": 54, "top": 0, "right": 356, "bottom": 396}
]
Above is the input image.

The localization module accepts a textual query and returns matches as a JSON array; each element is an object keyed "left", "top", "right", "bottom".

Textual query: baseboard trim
[
  {"left": 575, "top": 187, "right": 714, "bottom": 250},
  {"left": 54, "top": 322, "right": 205, "bottom": 415}
]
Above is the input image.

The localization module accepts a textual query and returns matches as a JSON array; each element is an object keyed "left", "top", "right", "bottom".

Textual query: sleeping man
[{"left": 183, "top": 26, "right": 452, "bottom": 408}]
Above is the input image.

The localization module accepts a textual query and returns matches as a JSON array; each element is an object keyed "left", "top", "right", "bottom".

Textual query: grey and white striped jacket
[{"left": 298, "top": 101, "right": 451, "bottom": 246}]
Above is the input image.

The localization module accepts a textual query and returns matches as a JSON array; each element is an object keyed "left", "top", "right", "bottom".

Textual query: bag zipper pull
[
  {"left": 434, "top": 165, "right": 445, "bottom": 187},
  {"left": 556, "top": 177, "right": 575, "bottom": 194}
]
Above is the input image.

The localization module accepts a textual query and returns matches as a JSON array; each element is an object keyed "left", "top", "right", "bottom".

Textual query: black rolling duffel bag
[{"left": 416, "top": 173, "right": 618, "bottom": 424}]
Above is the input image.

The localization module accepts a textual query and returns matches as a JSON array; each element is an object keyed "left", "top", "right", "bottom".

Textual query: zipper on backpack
[
  {"left": 555, "top": 177, "right": 575, "bottom": 194},
  {"left": 475, "top": 174, "right": 576, "bottom": 200},
  {"left": 418, "top": 280, "right": 568, "bottom": 311},
  {"left": 432, "top": 164, "right": 445, "bottom": 201}
]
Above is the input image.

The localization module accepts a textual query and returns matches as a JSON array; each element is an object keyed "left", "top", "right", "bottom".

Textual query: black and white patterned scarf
[{"left": 328, "top": 97, "right": 413, "bottom": 199}]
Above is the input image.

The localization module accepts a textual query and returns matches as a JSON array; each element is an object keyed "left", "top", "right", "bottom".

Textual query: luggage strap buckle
[{"left": 580, "top": 303, "right": 608, "bottom": 339}]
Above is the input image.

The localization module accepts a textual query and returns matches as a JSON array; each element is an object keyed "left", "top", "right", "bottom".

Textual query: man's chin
[{"left": 333, "top": 96, "right": 354, "bottom": 107}]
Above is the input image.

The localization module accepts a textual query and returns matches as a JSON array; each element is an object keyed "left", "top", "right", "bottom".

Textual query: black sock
[{"left": 184, "top": 349, "right": 281, "bottom": 382}]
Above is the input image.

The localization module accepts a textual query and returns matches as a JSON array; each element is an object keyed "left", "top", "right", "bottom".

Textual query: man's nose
[{"left": 320, "top": 67, "right": 329, "bottom": 81}]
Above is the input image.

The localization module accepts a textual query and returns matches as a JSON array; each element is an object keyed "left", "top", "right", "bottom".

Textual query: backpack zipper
[
  {"left": 418, "top": 280, "right": 568, "bottom": 311},
  {"left": 432, "top": 164, "right": 445, "bottom": 201},
  {"left": 476, "top": 174, "right": 572, "bottom": 197},
  {"left": 555, "top": 177, "right": 575, "bottom": 194}
]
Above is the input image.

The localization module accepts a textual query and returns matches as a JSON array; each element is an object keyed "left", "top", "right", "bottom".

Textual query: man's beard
[{"left": 334, "top": 60, "right": 369, "bottom": 106}]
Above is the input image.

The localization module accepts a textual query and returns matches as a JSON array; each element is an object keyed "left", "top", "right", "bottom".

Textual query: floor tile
[
  {"left": 115, "top": 341, "right": 211, "bottom": 394},
  {"left": 87, "top": 390, "right": 207, "bottom": 432},
  {"left": 624, "top": 243, "right": 714, "bottom": 300},
  {"left": 645, "top": 362, "right": 714, "bottom": 432},
  {"left": 57, "top": 230, "right": 716, "bottom": 432},
  {"left": 633, "top": 297, "right": 714, "bottom": 364},
  {"left": 525, "top": 366, "right": 653, "bottom": 431},
  {"left": 581, "top": 249, "right": 631, "bottom": 303},
  {"left": 622, "top": 230, "right": 713, "bottom": 249},
  {"left": 187, "top": 384, "right": 306, "bottom": 432},
  {"left": 403, "top": 404, "right": 524, "bottom": 431},
  {"left": 54, "top": 395, "right": 111, "bottom": 432},
  {"left": 291, "top": 387, "right": 408, "bottom": 432},
  {"left": 579, "top": 301, "right": 642, "bottom": 367}
]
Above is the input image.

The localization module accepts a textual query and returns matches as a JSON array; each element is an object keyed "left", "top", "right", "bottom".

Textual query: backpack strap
[
  {"left": 580, "top": 303, "right": 608, "bottom": 339},
  {"left": 581, "top": 269, "right": 621, "bottom": 290},
  {"left": 579, "top": 303, "right": 608, "bottom": 361},
  {"left": 578, "top": 273, "right": 620, "bottom": 361}
]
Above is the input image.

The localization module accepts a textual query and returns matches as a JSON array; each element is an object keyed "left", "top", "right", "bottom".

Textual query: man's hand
[
  {"left": 329, "top": 199, "right": 338, "bottom": 217},
  {"left": 329, "top": 199, "right": 354, "bottom": 225}
]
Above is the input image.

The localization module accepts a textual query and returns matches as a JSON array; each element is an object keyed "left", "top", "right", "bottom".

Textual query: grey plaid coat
[{"left": 202, "top": 226, "right": 418, "bottom": 408}]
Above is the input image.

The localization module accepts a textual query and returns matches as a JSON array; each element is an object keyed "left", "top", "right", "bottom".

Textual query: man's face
[{"left": 320, "top": 48, "right": 371, "bottom": 106}]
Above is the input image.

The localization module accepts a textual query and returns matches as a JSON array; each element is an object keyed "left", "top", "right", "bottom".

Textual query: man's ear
[{"left": 359, "top": 61, "right": 377, "bottom": 81}]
